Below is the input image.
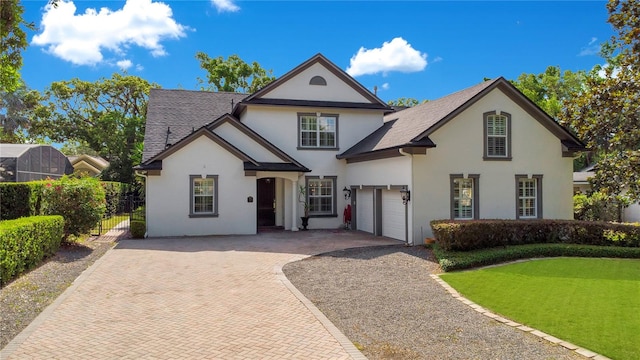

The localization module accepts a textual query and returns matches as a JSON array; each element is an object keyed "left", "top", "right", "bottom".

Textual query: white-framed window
[
  {"left": 298, "top": 113, "right": 338, "bottom": 149},
  {"left": 450, "top": 174, "right": 480, "bottom": 220},
  {"left": 515, "top": 175, "right": 542, "bottom": 219},
  {"left": 306, "top": 176, "right": 337, "bottom": 216},
  {"left": 190, "top": 175, "right": 218, "bottom": 217},
  {"left": 484, "top": 111, "right": 511, "bottom": 159}
]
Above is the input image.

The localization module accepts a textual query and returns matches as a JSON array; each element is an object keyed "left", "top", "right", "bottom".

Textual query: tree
[
  {"left": 0, "top": 84, "right": 41, "bottom": 142},
  {"left": 387, "top": 97, "right": 428, "bottom": 108},
  {"left": 1, "top": 0, "right": 35, "bottom": 92},
  {"left": 31, "top": 74, "right": 155, "bottom": 184},
  {"left": 560, "top": 0, "right": 640, "bottom": 202},
  {"left": 196, "top": 53, "right": 275, "bottom": 93},
  {"left": 511, "top": 66, "right": 587, "bottom": 120}
]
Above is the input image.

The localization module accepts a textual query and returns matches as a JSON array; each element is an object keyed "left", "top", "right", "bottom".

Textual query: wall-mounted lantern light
[
  {"left": 400, "top": 187, "right": 411, "bottom": 205},
  {"left": 343, "top": 186, "right": 351, "bottom": 200}
]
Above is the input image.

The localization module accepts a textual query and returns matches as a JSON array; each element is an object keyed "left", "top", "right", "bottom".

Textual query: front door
[{"left": 257, "top": 178, "right": 276, "bottom": 226}]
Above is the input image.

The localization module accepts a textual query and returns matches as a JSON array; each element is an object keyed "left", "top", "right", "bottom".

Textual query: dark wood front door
[{"left": 257, "top": 178, "right": 276, "bottom": 226}]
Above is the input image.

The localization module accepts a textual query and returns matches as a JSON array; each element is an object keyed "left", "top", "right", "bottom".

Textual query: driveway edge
[
  {"left": 0, "top": 244, "right": 117, "bottom": 359},
  {"left": 429, "top": 274, "right": 611, "bottom": 360},
  {"left": 275, "top": 256, "right": 368, "bottom": 360}
]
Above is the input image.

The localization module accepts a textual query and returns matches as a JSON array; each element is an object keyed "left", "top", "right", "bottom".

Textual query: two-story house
[{"left": 135, "top": 53, "right": 585, "bottom": 244}]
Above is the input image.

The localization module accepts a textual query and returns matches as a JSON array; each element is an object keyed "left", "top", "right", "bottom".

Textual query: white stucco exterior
[
  {"left": 410, "top": 88, "right": 574, "bottom": 243},
  {"left": 146, "top": 135, "right": 256, "bottom": 237}
]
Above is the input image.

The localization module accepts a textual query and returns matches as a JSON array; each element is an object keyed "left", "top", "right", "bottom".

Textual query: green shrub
[
  {"left": 101, "top": 182, "right": 128, "bottom": 217},
  {"left": 433, "top": 243, "right": 640, "bottom": 272},
  {"left": 574, "top": 191, "right": 622, "bottom": 221},
  {"left": 0, "top": 182, "right": 46, "bottom": 220},
  {"left": 0, "top": 215, "right": 64, "bottom": 285},
  {"left": 130, "top": 220, "right": 145, "bottom": 238},
  {"left": 132, "top": 206, "right": 145, "bottom": 221},
  {"left": 430, "top": 219, "right": 640, "bottom": 251},
  {"left": 41, "top": 177, "right": 106, "bottom": 239}
]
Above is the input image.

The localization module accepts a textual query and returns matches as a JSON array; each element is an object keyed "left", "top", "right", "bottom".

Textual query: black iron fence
[{"left": 91, "top": 194, "right": 145, "bottom": 236}]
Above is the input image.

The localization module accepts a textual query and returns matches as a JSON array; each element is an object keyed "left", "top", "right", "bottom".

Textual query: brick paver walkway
[{"left": 2, "top": 231, "right": 399, "bottom": 359}]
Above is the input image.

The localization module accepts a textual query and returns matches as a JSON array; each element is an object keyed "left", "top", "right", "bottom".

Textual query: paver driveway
[{"left": 2, "top": 231, "right": 400, "bottom": 359}]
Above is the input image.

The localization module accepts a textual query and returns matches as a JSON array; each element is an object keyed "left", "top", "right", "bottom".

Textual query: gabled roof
[
  {"left": 234, "top": 53, "right": 392, "bottom": 115},
  {"left": 338, "top": 77, "right": 586, "bottom": 160},
  {"left": 68, "top": 154, "right": 109, "bottom": 169},
  {"left": 143, "top": 89, "right": 247, "bottom": 162},
  {"left": 207, "top": 114, "right": 310, "bottom": 172}
]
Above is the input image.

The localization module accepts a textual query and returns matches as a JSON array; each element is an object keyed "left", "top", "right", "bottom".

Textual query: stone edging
[
  {"left": 429, "top": 274, "right": 611, "bottom": 360},
  {"left": 275, "top": 256, "right": 368, "bottom": 360}
]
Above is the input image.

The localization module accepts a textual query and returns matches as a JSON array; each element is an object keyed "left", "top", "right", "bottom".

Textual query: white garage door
[
  {"left": 356, "top": 189, "right": 374, "bottom": 233},
  {"left": 382, "top": 189, "right": 405, "bottom": 241}
]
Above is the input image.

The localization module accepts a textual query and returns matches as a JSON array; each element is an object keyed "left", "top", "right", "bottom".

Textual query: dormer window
[
  {"left": 484, "top": 111, "right": 511, "bottom": 160},
  {"left": 309, "top": 76, "right": 327, "bottom": 86}
]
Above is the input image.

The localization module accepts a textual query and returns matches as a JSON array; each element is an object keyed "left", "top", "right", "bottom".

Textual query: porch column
[{"left": 291, "top": 180, "right": 299, "bottom": 231}]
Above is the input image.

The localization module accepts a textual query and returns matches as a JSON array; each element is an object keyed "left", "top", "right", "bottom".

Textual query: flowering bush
[{"left": 41, "top": 177, "right": 106, "bottom": 239}]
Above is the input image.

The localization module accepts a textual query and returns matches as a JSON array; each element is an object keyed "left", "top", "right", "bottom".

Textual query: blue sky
[{"left": 21, "top": 0, "right": 614, "bottom": 102}]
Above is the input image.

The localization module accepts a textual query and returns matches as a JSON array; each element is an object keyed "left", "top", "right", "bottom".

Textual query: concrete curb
[
  {"left": 429, "top": 273, "right": 612, "bottom": 360},
  {"left": 275, "top": 256, "right": 368, "bottom": 360}
]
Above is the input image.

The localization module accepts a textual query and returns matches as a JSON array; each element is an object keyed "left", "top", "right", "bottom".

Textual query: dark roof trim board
[
  {"left": 340, "top": 145, "right": 434, "bottom": 164},
  {"left": 238, "top": 98, "right": 390, "bottom": 111},
  {"left": 139, "top": 127, "right": 259, "bottom": 170},
  {"left": 207, "top": 114, "right": 309, "bottom": 170},
  {"left": 243, "top": 162, "right": 311, "bottom": 172},
  {"left": 236, "top": 53, "right": 391, "bottom": 115}
]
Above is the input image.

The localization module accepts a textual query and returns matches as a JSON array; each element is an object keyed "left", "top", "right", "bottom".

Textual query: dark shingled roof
[
  {"left": 339, "top": 79, "right": 498, "bottom": 158},
  {"left": 143, "top": 89, "right": 247, "bottom": 162}
]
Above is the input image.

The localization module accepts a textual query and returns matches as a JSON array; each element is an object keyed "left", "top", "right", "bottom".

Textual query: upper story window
[
  {"left": 298, "top": 113, "right": 338, "bottom": 149},
  {"left": 309, "top": 76, "right": 327, "bottom": 86},
  {"left": 484, "top": 111, "right": 511, "bottom": 160}
]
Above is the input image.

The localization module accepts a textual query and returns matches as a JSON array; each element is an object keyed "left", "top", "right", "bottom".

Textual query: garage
[
  {"left": 356, "top": 189, "right": 374, "bottom": 233},
  {"left": 381, "top": 189, "right": 405, "bottom": 241}
]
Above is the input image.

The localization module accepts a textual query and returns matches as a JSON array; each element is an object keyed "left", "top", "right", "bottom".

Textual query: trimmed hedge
[
  {"left": 130, "top": 220, "right": 146, "bottom": 239},
  {"left": 430, "top": 219, "right": 640, "bottom": 251},
  {"left": 0, "top": 182, "right": 46, "bottom": 220},
  {"left": 433, "top": 243, "right": 640, "bottom": 272},
  {"left": 0, "top": 215, "right": 65, "bottom": 286}
]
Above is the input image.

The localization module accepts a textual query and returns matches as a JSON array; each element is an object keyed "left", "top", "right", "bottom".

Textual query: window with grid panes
[
  {"left": 307, "top": 178, "right": 335, "bottom": 215},
  {"left": 453, "top": 178, "right": 474, "bottom": 219},
  {"left": 299, "top": 114, "right": 337, "bottom": 148}
]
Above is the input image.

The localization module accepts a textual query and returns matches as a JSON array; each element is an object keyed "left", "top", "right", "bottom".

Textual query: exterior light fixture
[
  {"left": 343, "top": 186, "right": 351, "bottom": 200},
  {"left": 400, "top": 187, "right": 410, "bottom": 205}
]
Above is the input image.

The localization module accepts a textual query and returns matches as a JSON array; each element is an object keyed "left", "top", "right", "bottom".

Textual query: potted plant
[{"left": 299, "top": 185, "right": 310, "bottom": 230}]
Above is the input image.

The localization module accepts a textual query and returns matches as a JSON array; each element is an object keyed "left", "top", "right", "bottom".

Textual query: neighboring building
[
  {"left": 573, "top": 166, "right": 640, "bottom": 223},
  {"left": 136, "top": 54, "right": 585, "bottom": 243},
  {"left": 68, "top": 154, "right": 110, "bottom": 177},
  {"left": 0, "top": 144, "right": 73, "bottom": 182}
]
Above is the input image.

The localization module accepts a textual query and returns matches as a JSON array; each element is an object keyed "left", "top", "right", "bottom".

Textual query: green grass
[{"left": 440, "top": 258, "right": 640, "bottom": 360}]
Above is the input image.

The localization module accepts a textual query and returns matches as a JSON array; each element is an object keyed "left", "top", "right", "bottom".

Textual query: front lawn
[{"left": 440, "top": 258, "right": 640, "bottom": 360}]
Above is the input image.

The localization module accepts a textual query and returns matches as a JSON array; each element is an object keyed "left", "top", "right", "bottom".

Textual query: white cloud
[
  {"left": 211, "top": 0, "right": 240, "bottom": 13},
  {"left": 117, "top": 59, "right": 133, "bottom": 70},
  {"left": 32, "top": 0, "right": 188, "bottom": 66},
  {"left": 381, "top": 83, "right": 390, "bottom": 90},
  {"left": 432, "top": 56, "right": 443, "bottom": 63},
  {"left": 346, "top": 37, "right": 427, "bottom": 77},
  {"left": 597, "top": 63, "right": 621, "bottom": 78},
  {"left": 136, "top": 64, "right": 144, "bottom": 71},
  {"left": 578, "top": 37, "right": 600, "bottom": 56}
]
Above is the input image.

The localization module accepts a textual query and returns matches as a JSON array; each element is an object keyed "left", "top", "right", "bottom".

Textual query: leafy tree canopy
[
  {"left": 0, "top": 0, "right": 35, "bottom": 92},
  {"left": 195, "top": 53, "right": 276, "bottom": 93},
  {"left": 560, "top": 0, "right": 640, "bottom": 202},
  {"left": 31, "top": 73, "right": 156, "bottom": 184},
  {"left": 0, "top": 84, "right": 42, "bottom": 142},
  {"left": 387, "top": 97, "right": 428, "bottom": 108}
]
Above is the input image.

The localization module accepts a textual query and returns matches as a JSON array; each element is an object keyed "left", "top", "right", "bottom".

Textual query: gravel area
[
  {"left": 0, "top": 238, "right": 115, "bottom": 349},
  {"left": 283, "top": 245, "right": 584, "bottom": 360}
]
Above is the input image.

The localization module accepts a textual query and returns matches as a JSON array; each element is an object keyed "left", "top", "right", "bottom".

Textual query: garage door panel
[
  {"left": 382, "top": 190, "right": 404, "bottom": 240},
  {"left": 356, "top": 189, "right": 373, "bottom": 233}
]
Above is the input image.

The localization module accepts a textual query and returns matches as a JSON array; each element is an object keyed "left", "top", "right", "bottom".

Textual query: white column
[{"left": 291, "top": 179, "right": 299, "bottom": 231}]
